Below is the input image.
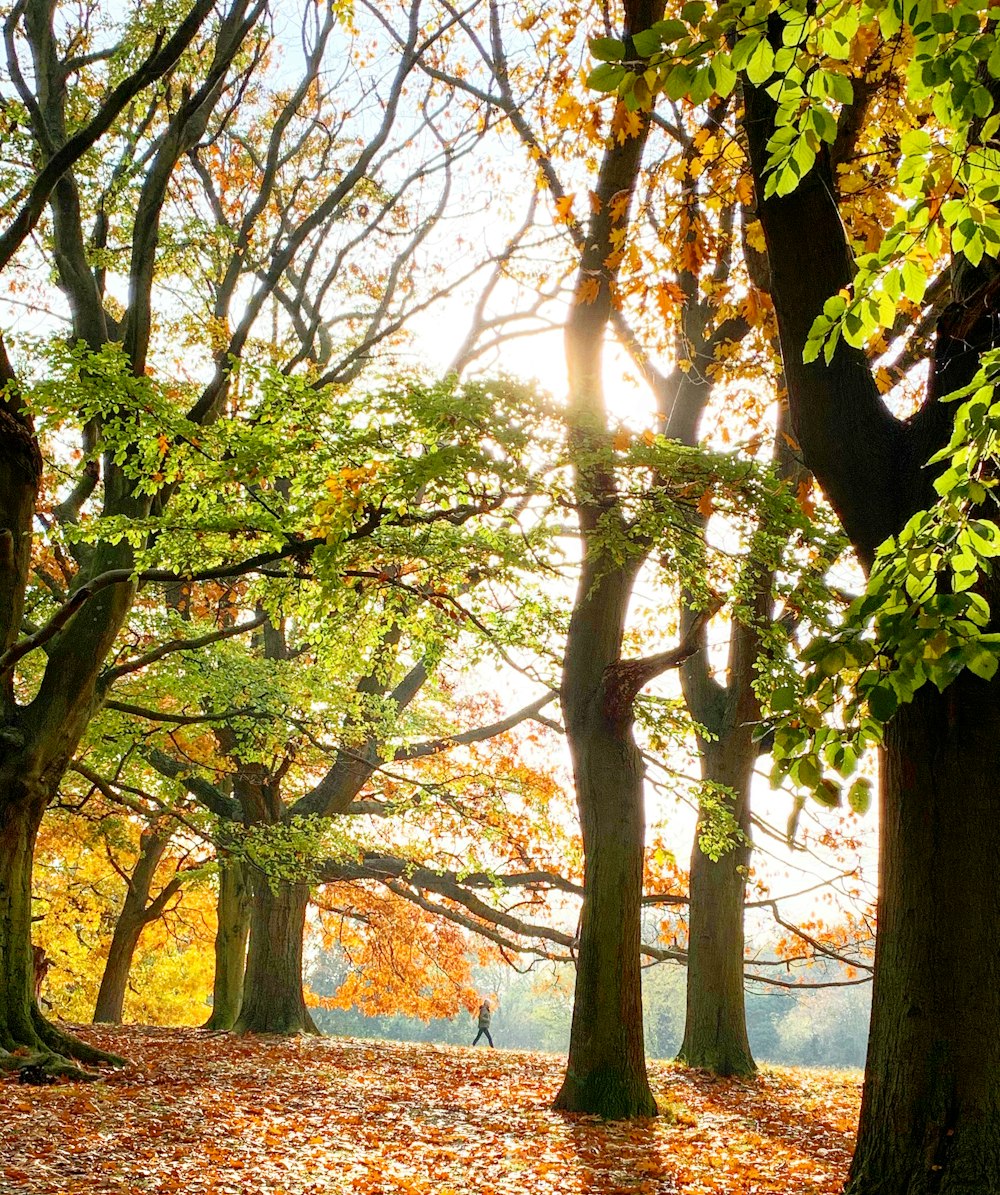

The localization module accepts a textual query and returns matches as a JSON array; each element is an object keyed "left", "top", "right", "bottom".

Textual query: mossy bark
[
  {"left": 554, "top": 563, "right": 657, "bottom": 1120},
  {"left": 676, "top": 733, "right": 756, "bottom": 1078},
  {"left": 234, "top": 875, "right": 316, "bottom": 1035},
  {"left": 204, "top": 856, "right": 250, "bottom": 1031},
  {"left": 0, "top": 798, "right": 121, "bottom": 1075}
]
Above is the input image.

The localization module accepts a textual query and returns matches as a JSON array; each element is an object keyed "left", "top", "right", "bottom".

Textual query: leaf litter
[{"left": 0, "top": 1026, "right": 858, "bottom": 1195}]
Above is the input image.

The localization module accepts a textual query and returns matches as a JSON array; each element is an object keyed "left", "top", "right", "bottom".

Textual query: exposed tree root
[
  {"left": 0, "top": 1010, "right": 128, "bottom": 1082},
  {"left": 32, "top": 1008, "right": 127, "bottom": 1067}
]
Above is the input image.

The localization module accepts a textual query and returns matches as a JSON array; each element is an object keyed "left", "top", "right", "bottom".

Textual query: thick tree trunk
[
  {"left": 0, "top": 795, "right": 118, "bottom": 1075},
  {"left": 0, "top": 798, "right": 40, "bottom": 1057},
  {"left": 677, "top": 737, "right": 755, "bottom": 1076},
  {"left": 204, "top": 856, "right": 250, "bottom": 1031},
  {"left": 743, "top": 41, "right": 1000, "bottom": 1191},
  {"left": 845, "top": 676, "right": 1000, "bottom": 1195},
  {"left": 554, "top": 560, "right": 657, "bottom": 1119},
  {"left": 554, "top": 713, "right": 656, "bottom": 1117},
  {"left": 234, "top": 874, "right": 316, "bottom": 1035}
]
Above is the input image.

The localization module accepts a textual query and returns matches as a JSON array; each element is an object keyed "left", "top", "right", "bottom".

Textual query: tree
[
  {"left": 602, "top": 0, "right": 1000, "bottom": 1186},
  {"left": 0, "top": 0, "right": 492, "bottom": 1075},
  {"left": 412, "top": 0, "right": 831, "bottom": 1094}
]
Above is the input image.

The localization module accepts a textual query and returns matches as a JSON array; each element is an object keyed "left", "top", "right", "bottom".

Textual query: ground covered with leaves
[{"left": 0, "top": 1026, "right": 859, "bottom": 1195}]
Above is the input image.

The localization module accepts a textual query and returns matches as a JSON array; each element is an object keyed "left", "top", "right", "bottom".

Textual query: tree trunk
[
  {"left": 554, "top": 564, "right": 657, "bottom": 1119},
  {"left": 234, "top": 874, "right": 316, "bottom": 1035},
  {"left": 204, "top": 855, "right": 250, "bottom": 1031},
  {"left": 93, "top": 827, "right": 172, "bottom": 1025},
  {"left": 92, "top": 915, "right": 143, "bottom": 1024},
  {"left": 845, "top": 676, "right": 1000, "bottom": 1195},
  {"left": 0, "top": 794, "right": 117, "bottom": 1075},
  {"left": 0, "top": 798, "right": 40, "bottom": 1057},
  {"left": 677, "top": 736, "right": 755, "bottom": 1077},
  {"left": 554, "top": 715, "right": 656, "bottom": 1117},
  {"left": 742, "top": 42, "right": 1000, "bottom": 1191}
]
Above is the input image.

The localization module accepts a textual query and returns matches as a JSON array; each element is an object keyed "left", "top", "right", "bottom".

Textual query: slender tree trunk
[
  {"left": 204, "top": 855, "right": 250, "bottom": 1031},
  {"left": 234, "top": 874, "right": 316, "bottom": 1035},
  {"left": 845, "top": 676, "right": 1000, "bottom": 1195},
  {"left": 93, "top": 828, "right": 172, "bottom": 1025},
  {"left": 92, "top": 916, "right": 144, "bottom": 1025},
  {"left": 677, "top": 736, "right": 755, "bottom": 1076}
]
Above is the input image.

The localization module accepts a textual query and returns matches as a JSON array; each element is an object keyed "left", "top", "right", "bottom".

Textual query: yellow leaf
[
  {"left": 613, "top": 428, "right": 631, "bottom": 451},
  {"left": 611, "top": 101, "right": 641, "bottom": 145},
  {"left": 575, "top": 276, "right": 600, "bottom": 305},
  {"left": 608, "top": 188, "right": 631, "bottom": 224},
  {"left": 554, "top": 193, "right": 575, "bottom": 223},
  {"left": 735, "top": 173, "right": 755, "bottom": 206},
  {"left": 875, "top": 366, "right": 893, "bottom": 394}
]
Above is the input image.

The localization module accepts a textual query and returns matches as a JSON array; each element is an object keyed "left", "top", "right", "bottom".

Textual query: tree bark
[
  {"left": 554, "top": 565, "right": 657, "bottom": 1119},
  {"left": 0, "top": 797, "right": 40, "bottom": 1057},
  {"left": 552, "top": 41, "right": 662, "bottom": 1110},
  {"left": 204, "top": 855, "right": 250, "bottom": 1031},
  {"left": 844, "top": 676, "right": 1000, "bottom": 1195},
  {"left": 93, "top": 828, "right": 173, "bottom": 1025},
  {"left": 234, "top": 874, "right": 317, "bottom": 1035},
  {"left": 0, "top": 793, "right": 118, "bottom": 1074},
  {"left": 676, "top": 733, "right": 755, "bottom": 1076},
  {"left": 742, "top": 39, "right": 1000, "bottom": 1192},
  {"left": 92, "top": 916, "right": 144, "bottom": 1025}
]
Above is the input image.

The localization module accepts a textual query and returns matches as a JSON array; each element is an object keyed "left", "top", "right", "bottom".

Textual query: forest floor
[{"left": 0, "top": 1025, "right": 859, "bottom": 1195}]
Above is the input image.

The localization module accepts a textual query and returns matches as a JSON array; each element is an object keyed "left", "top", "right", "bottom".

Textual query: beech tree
[
  {"left": 594, "top": 0, "right": 1000, "bottom": 1186},
  {"left": 0, "top": 0, "right": 498, "bottom": 1076},
  {"left": 420, "top": 0, "right": 842, "bottom": 1101}
]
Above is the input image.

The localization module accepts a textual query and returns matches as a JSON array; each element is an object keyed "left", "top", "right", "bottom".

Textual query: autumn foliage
[{"left": 0, "top": 1026, "right": 859, "bottom": 1195}]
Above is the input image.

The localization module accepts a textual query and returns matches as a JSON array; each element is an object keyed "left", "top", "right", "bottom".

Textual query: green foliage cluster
[
  {"left": 587, "top": 1, "right": 1000, "bottom": 359},
  {"left": 767, "top": 350, "right": 1000, "bottom": 807}
]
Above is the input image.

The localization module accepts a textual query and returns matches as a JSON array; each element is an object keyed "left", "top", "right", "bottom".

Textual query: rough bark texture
[
  {"left": 553, "top": 6, "right": 662, "bottom": 1112},
  {"left": 204, "top": 855, "right": 250, "bottom": 1031},
  {"left": 845, "top": 677, "right": 1000, "bottom": 1195},
  {"left": 92, "top": 917, "right": 144, "bottom": 1026},
  {"left": 0, "top": 800, "right": 39, "bottom": 1055},
  {"left": 234, "top": 875, "right": 316, "bottom": 1036},
  {"left": 743, "top": 32, "right": 1000, "bottom": 1192}
]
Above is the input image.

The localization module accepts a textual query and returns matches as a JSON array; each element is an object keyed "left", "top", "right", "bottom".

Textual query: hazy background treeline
[{"left": 307, "top": 949, "right": 871, "bottom": 1070}]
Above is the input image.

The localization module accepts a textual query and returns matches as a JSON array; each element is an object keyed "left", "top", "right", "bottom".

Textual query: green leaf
[
  {"left": 681, "top": 0, "right": 706, "bottom": 24},
  {"left": 868, "top": 682, "right": 898, "bottom": 722},
  {"left": 813, "top": 778, "right": 842, "bottom": 808},
  {"left": 967, "top": 646, "right": 1000, "bottom": 680},
  {"left": 590, "top": 36, "right": 626, "bottom": 62},
  {"left": 631, "top": 28, "right": 660, "bottom": 57},
  {"left": 709, "top": 54, "right": 737, "bottom": 98},
  {"left": 731, "top": 34, "right": 761, "bottom": 73},
  {"left": 587, "top": 63, "right": 627, "bottom": 92},
  {"left": 746, "top": 38, "right": 776, "bottom": 87},
  {"left": 847, "top": 777, "right": 872, "bottom": 816}
]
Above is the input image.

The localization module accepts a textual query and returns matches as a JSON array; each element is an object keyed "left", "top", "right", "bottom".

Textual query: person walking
[{"left": 472, "top": 998, "right": 494, "bottom": 1047}]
